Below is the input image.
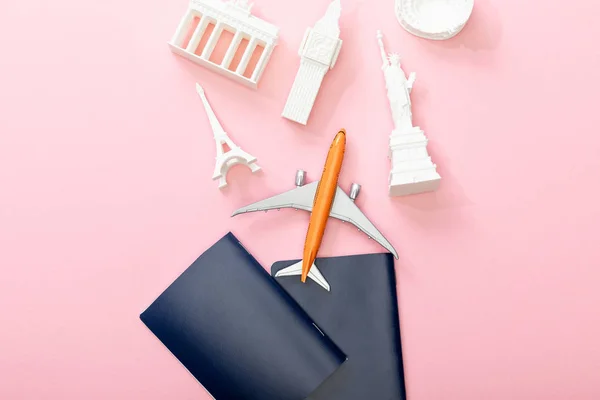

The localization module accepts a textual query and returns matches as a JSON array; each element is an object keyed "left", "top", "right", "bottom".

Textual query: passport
[
  {"left": 141, "top": 233, "right": 346, "bottom": 400},
  {"left": 272, "top": 253, "right": 407, "bottom": 400}
]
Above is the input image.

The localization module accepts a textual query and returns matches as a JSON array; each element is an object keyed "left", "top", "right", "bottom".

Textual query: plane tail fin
[{"left": 274, "top": 261, "right": 331, "bottom": 291}]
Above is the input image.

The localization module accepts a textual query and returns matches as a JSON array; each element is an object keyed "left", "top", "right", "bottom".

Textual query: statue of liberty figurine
[
  {"left": 377, "top": 30, "right": 416, "bottom": 134},
  {"left": 376, "top": 30, "right": 441, "bottom": 197}
]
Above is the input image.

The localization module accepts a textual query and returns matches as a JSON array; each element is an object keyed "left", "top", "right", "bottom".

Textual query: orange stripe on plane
[{"left": 301, "top": 129, "right": 346, "bottom": 283}]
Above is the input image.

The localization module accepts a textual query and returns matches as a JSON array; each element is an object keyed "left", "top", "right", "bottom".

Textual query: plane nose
[{"left": 334, "top": 129, "right": 346, "bottom": 145}]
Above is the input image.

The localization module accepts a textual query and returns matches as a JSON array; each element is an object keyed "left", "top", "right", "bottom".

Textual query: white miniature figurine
[
  {"left": 170, "top": 0, "right": 280, "bottom": 89},
  {"left": 196, "top": 83, "right": 261, "bottom": 189},
  {"left": 377, "top": 31, "right": 441, "bottom": 197},
  {"left": 281, "top": 0, "right": 343, "bottom": 125},
  {"left": 395, "top": 0, "right": 474, "bottom": 41},
  {"left": 382, "top": 53, "right": 417, "bottom": 134}
]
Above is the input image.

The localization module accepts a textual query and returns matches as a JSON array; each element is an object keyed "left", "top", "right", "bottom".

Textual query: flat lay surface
[{"left": 1, "top": 0, "right": 600, "bottom": 399}]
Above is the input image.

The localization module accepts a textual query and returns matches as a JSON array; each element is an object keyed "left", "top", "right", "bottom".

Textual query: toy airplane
[{"left": 232, "top": 129, "right": 398, "bottom": 291}]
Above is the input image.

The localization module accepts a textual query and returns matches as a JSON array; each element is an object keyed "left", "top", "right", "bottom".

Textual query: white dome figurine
[{"left": 395, "top": 0, "right": 474, "bottom": 41}]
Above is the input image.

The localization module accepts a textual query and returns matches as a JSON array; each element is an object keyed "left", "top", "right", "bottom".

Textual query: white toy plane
[{"left": 232, "top": 161, "right": 398, "bottom": 291}]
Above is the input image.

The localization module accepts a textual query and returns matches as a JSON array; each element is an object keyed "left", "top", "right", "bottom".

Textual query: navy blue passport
[
  {"left": 140, "top": 233, "right": 346, "bottom": 400},
  {"left": 272, "top": 253, "right": 407, "bottom": 400}
]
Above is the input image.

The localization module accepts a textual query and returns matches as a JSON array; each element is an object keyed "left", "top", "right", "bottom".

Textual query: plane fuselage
[{"left": 301, "top": 129, "right": 346, "bottom": 282}]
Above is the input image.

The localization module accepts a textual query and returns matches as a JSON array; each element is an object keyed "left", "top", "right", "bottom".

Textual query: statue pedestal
[{"left": 388, "top": 127, "right": 441, "bottom": 197}]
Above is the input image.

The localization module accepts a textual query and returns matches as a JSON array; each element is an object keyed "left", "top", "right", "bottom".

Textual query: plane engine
[
  {"left": 295, "top": 169, "right": 307, "bottom": 187},
  {"left": 349, "top": 183, "right": 361, "bottom": 201}
]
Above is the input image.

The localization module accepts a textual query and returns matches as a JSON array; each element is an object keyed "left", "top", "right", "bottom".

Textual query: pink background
[{"left": 1, "top": 0, "right": 600, "bottom": 398}]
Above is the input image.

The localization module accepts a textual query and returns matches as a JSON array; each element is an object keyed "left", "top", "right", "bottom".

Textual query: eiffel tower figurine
[{"left": 196, "top": 83, "right": 261, "bottom": 189}]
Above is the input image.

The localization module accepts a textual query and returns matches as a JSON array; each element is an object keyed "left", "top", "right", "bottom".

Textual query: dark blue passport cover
[
  {"left": 140, "top": 233, "right": 346, "bottom": 400},
  {"left": 272, "top": 253, "right": 407, "bottom": 400}
]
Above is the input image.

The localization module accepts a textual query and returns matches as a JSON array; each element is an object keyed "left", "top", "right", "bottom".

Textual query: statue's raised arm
[{"left": 376, "top": 31, "right": 389, "bottom": 67}]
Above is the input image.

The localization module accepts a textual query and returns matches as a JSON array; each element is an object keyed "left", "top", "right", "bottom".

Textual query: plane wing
[
  {"left": 330, "top": 186, "right": 399, "bottom": 259},
  {"left": 231, "top": 181, "right": 319, "bottom": 215},
  {"left": 231, "top": 182, "right": 398, "bottom": 259}
]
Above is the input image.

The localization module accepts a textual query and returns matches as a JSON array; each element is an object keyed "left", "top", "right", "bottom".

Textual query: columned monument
[{"left": 169, "top": 0, "right": 279, "bottom": 89}]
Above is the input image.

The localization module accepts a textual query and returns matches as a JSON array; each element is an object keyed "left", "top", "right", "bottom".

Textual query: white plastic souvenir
[
  {"left": 395, "top": 0, "right": 474, "bottom": 41},
  {"left": 281, "top": 0, "right": 343, "bottom": 125},
  {"left": 170, "top": 0, "right": 280, "bottom": 89},
  {"left": 196, "top": 83, "right": 261, "bottom": 188},
  {"left": 377, "top": 31, "right": 441, "bottom": 196}
]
